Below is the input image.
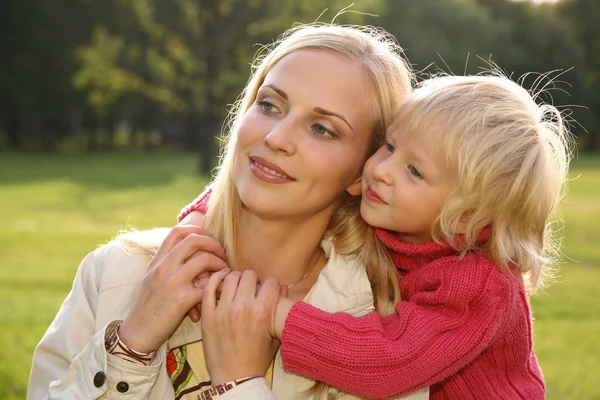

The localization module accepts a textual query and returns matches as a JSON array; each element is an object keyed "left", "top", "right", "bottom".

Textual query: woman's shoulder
[
  {"left": 313, "top": 239, "right": 374, "bottom": 315},
  {"left": 84, "top": 228, "right": 171, "bottom": 290}
]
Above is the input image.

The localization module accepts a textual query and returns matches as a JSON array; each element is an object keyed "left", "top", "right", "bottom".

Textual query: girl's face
[
  {"left": 360, "top": 123, "right": 454, "bottom": 243},
  {"left": 233, "top": 49, "right": 376, "bottom": 221}
]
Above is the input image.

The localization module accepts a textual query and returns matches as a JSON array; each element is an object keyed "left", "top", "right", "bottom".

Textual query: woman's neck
[{"left": 235, "top": 209, "right": 331, "bottom": 300}]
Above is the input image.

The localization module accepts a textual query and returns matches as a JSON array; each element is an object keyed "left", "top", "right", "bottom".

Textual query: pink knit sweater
[{"left": 179, "top": 192, "right": 545, "bottom": 400}]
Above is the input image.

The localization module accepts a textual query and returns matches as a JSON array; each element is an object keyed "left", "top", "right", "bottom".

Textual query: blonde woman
[
  {"left": 28, "top": 25, "right": 429, "bottom": 399},
  {"left": 190, "top": 73, "right": 571, "bottom": 400}
]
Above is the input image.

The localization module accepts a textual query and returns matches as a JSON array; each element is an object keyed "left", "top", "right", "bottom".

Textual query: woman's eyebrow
[
  {"left": 262, "top": 84, "right": 288, "bottom": 100},
  {"left": 262, "top": 84, "right": 353, "bottom": 131},
  {"left": 314, "top": 107, "right": 354, "bottom": 131}
]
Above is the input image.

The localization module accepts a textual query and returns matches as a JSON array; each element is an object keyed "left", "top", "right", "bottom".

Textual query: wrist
[
  {"left": 211, "top": 371, "right": 260, "bottom": 386},
  {"left": 105, "top": 321, "right": 156, "bottom": 366},
  {"left": 200, "top": 376, "right": 260, "bottom": 400},
  {"left": 274, "top": 297, "right": 296, "bottom": 339},
  {"left": 118, "top": 320, "right": 156, "bottom": 354}
]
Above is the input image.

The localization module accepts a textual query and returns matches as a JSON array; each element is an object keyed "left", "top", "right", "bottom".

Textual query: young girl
[{"left": 187, "top": 73, "right": 572, "bottom": 399}]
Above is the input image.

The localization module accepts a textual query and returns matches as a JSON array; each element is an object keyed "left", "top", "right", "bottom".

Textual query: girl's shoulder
[{"left": 409, "top": 252, "right": 521, "bottom": 299}]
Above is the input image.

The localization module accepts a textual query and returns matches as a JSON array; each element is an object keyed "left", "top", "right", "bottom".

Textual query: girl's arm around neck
[{"left": 279, "top": 256, "right": 518, "bottom": 399}]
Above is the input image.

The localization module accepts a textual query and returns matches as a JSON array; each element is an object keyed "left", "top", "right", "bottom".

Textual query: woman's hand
[
  {"left": 201, "top": 269, "right": 282, "bottom": 385},
  {"left": 119, "top": 225, "right": 228, "bottom": 353}
]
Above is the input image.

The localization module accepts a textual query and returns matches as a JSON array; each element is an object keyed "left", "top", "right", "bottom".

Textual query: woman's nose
[{"left": 264, "top": 115, "right": 298, "bottom": 155}]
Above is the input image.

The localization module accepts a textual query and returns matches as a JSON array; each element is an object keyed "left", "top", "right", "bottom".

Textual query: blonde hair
[
  {"left": 205, "top": 23, "right": 413, "bottom": 312},
  {"left": 118, "top": 24, "right": 413, "bottom": 399},
  {"left": 391, "top": 73, "right": 573, "bottom": 293}
]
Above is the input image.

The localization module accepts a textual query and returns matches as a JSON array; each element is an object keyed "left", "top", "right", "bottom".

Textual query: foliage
[{"left": 0, "top": 0, "right": 599, "bottom": 166}]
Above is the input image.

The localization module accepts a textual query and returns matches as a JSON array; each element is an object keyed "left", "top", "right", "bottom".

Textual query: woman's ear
[{"left": 346, "top": 177, "right": 362, "bottom": 196}]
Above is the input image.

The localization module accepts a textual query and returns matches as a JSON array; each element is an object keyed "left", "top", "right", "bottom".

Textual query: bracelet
[
  {"left": 105, "top": 321, "right": 156, "bottom": 366},
  {"left": 199, "top": 376, "right": 260, "bottom": 400}
]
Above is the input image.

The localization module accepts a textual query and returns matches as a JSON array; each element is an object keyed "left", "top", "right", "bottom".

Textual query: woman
[{"left": 28, "top": 24, "right": 427, "bottom": 399}]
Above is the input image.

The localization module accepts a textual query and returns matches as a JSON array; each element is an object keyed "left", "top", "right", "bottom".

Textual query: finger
[
  {"left": 153, "top": 225, "right": 212, "bottom": 264},
  {"left": 180, "top": 253, "right": 229, "bottom": 283},
  {"left": 188, "top": 307, "right": 200, "bottom": 322},
  {"left": 257, "top": 276, "right": 281, "bottom": 306},
  {"left": 159, "top": 236, "right": 227, "bottom": 279},
  {"left": 202, "top": 268, "right": 231, "bottom": 315},
  {"left": 177, "top": 234, "right": 226, "bottom": 262},
  {"left": 218, "top": 270, "right": 242, "bottom": 306},
  {"left": 193, "top": 270, "right": 212, "bottom": 288},
  {"left": 233, "top": 270, "right": 260, "bottom": 303},
  {"left": 186, "top": 236, "right": 227, "bottom": 262}
]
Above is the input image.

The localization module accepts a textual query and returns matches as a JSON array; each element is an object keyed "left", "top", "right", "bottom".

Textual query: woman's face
[{"left": 233, "top": 49, "right": 377, "bottom": 220}]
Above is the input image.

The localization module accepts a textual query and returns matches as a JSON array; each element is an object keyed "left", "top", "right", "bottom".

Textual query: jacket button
[
  {"left": 116, "top": 382, "right": 129, "bottom": 393},
  {"left": 93, "top": 371, "right": 106, "bottom": 387}
]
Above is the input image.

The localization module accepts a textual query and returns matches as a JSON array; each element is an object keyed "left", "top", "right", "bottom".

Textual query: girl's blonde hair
[
  {"left": 391, "top": 73, "right": 573, "bottom": 293},
  {"left": 204, "top": 23, "right": 413, "bottom": 312}
]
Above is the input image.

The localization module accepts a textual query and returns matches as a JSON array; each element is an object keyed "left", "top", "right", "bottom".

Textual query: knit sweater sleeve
[
  {"left": 177, "top": 187, "right": 212, "bottom": 222},
  {"left": 280, "top": 255, "right": 514, "bottom": 399}
]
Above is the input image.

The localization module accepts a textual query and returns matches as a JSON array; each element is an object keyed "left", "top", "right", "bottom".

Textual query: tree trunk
[
  {"left": 88, "top": 116, "right": 105, "bottom": 152},
  {"left": 194, "top": 114, "right": 219, "bottom": 175},
  {"left": 585, "top": 130, "right": 598, "bottom": 152},
  {"left": 196, "top": 14, "right": 221, "bottom": 176},
  {"left": 3, "top": 116, "right": 21, "bottom": 149}
]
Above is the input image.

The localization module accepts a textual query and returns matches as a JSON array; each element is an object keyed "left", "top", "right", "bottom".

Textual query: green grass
[{"left": 1, "top": 152, "right": 599, "bottom": 399}]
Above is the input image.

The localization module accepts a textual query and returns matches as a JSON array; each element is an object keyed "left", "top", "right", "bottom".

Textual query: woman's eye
[
  {"left": 408, "top": 165, "right": 424, "bottom": 179},
  {"left": 258, "top": 100, "right": 278, "bottom": 113},
  {"left": 313, "top": 124, "right": 337, "bottom": 139},
  {"left": 385, "top": 143, "right": 395, "bottom": 153}
]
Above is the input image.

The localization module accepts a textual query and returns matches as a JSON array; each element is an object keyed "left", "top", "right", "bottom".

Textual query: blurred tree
[
  {"left": 368, "top": 0, "right": 587, "bottom": 145},
  {"left": 1, "top": 0, "right": 595, "bottom": 157},
  {"left": 556, "top": 0, "right": 600, "bottom": 151},
  {"left": 475, "top": 0, "right": 589, "bottom": 145},
  {"left": 370, "top": 0, "right": 496, "bottom": 75},
  {"left": 0, "top": 0, "right": 95, "bottom": 150},
  {"left": 74, "top": 0, "right": 380, "bottom": 173}
]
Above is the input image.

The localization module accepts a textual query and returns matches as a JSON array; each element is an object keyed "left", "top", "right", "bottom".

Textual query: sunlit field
[{"left": 1, "top": 153, "right": 598, "bottom": 399}]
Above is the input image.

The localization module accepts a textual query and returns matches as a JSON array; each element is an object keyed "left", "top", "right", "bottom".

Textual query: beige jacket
[{"left": 28, "top": 236, "right": 428, "bottom": 400}]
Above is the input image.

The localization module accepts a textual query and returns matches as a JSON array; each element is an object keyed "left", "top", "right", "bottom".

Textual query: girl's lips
[{"left": 365, "top": 186, "right": 386, "bottom": 204}]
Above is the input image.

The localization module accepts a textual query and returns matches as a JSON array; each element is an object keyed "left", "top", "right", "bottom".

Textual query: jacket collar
[{"left": 167, "top": 239, "right": 375, "bottom": 349}]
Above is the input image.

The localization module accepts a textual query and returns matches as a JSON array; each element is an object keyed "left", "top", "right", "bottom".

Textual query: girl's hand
[
  {"left": 119, "top": 225, "right": 228, "bottom": 353},
  {"left": 201, "top": 269, "right": 281, "bottom": 385}
]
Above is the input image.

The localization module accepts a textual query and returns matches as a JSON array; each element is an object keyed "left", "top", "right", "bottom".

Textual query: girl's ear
[
  {"left": 455, "top": 210, "right": 472, "bottom": 235},
  {"left": 346, "top": 177, "right": 362, "bottom": 196},
  {"left": 455, "top": 220, "right": 467, "bottom": 235}
]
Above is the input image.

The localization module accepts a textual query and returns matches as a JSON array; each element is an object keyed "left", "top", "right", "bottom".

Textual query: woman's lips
[{"left": 249, "top": 156, "right": 294, "bottom": 183}]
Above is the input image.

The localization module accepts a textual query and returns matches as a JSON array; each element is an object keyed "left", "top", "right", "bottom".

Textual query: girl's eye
[
  {"left": 258, "top": 100, "right": 279, "bottom": 113},
  {"left": 408, "top": 165, "right": 424, "bottom": 179},
  {"left": 385, "top": 143, "right": 395, "bottom": 153},
  {"left": 313, "top": 124, "right": 337, "bottom": 139}
]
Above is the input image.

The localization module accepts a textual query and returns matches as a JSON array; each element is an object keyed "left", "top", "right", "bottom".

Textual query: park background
[{"left": 1, "top": 0, "right": 599, "bottom": 398}]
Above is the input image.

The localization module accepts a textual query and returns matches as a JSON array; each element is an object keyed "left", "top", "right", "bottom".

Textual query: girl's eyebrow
[{"left": 262, "top": 84, "right": 353, "bottom": 131}]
